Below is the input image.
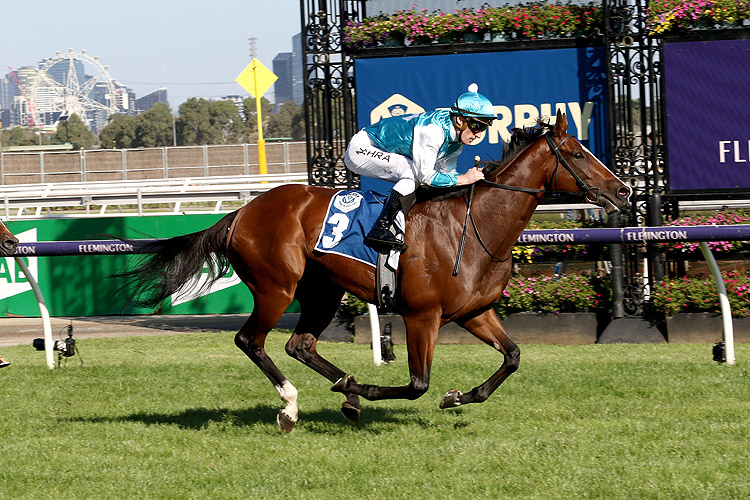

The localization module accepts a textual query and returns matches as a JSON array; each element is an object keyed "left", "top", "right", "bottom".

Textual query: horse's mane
[{"left": 418, "top": 118, "right": 554, "bottom": 203}]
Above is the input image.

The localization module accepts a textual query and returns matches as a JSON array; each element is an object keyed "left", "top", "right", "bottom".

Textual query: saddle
[{"left": 313, "top": 190, "right": 404, "bottom": 312}]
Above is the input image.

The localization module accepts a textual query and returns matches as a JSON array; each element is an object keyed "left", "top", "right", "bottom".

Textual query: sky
[{"left": 2, "top": 0, "right": 303, "bottom": 109}]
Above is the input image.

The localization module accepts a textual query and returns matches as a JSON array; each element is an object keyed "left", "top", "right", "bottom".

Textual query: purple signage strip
[
  {"left": 10, "top": 226, "right": 750, "bottom": 256},
  {"left": 13, "top": 239, "right": 158, "bottom": 256},
  {"left": 516, "top": 225, "right": 750, "bottom": 245}
]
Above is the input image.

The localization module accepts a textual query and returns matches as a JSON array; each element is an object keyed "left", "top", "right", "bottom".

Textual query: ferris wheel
[{"left": 29, "top": 48, "right": 119, "bottom": 131}]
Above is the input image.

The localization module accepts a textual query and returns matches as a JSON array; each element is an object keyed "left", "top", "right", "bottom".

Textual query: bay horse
[
  {"left": 0, "top": 220, "right": 19, "bottom": 256},
  {"left": 119, "top": 111, "right": 630, "bottom": 432}
]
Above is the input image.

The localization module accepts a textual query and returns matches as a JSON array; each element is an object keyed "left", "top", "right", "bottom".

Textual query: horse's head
[
  {"left": 0, "top": 221, "right": 19, "bottom": 257},
  {"left": 543, "top": 110, "right": 631, "bottom": 214}
]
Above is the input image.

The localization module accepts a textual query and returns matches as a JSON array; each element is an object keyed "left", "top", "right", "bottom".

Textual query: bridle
[
  {"left": 544, "top": 131, "right": 601, "bottom": 204},
  {"left": 480, "top": 129, "right": 597, "bottom": 201}
]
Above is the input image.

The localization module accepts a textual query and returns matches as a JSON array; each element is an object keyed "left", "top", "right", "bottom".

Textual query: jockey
[{"left": 344, "top": 83, "right": 496, "bottom": 251}]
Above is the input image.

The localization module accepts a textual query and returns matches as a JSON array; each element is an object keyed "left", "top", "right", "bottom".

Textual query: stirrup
[{"left": 365, "top": 233, "right": 406, "bottom": 252}]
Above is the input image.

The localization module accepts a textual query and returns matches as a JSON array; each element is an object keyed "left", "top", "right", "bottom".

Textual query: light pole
[{"left": 172, "top": 112, "right": 177, "bottom": 147}]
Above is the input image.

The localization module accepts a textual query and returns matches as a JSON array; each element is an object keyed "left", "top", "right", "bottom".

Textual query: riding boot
[{"left": 365, "top": 190, "right": 407, "bottom": 251}]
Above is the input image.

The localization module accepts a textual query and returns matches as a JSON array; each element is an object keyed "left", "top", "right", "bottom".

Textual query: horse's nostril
[{"left": 617, "top": 185, "right": 632, "bottom": 200}]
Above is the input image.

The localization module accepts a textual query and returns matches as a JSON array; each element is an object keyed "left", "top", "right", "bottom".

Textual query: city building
[
  {"left": 272, "top": 32, "right": 305, "bottom": 113},
  {"left": 134, "top": 88, "right": 169, "bottom": 113},
  {"left": 291, "top": 33, "right": 304, "bottom": 106},
  {"left": 273, "top": 52, "right": 294, "bottom": 113}
]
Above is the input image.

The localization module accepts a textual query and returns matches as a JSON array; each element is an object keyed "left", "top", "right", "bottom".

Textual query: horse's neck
[
  {"left": 470, "top": 146, "right": 551, "bottom": 254},
  {"left": 483, "top": 145, "right": 549, "bottom": 217}
]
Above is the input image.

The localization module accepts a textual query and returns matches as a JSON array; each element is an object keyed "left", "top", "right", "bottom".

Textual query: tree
[
  {"left": 52, "top": 114, "right": 96, "bottom": 150},
  {"left": 208, "top": 100, "right": 244, "bottom": 144},
  {"left": 266, "top": 101, "right": 305, "bottom": 140},
  {"left": 176, "top": 98, "right": 247, "bottom": 145},
  {"left": 0, "top": 126, "right": 38, "bottom": 147},
  {"left": 176, "top": 98, "right": 212, "bottom": 145},
  {"left": 134, "top": 102, "right": 174, "bottom": 147},
  {"left": 242, "top": 96, "right": 272, "bottom": 141},
  {"left": 99, "top": 114, "right": 137, "bottom": 149}
]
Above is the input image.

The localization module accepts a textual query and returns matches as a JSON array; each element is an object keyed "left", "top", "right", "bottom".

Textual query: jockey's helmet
[{"left": 451, "top": 83, "right": 496, "bottom": 126}]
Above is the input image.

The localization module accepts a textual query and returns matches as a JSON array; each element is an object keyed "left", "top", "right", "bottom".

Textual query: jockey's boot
[{"left": 365, "top": 190, "right": 407, "bottom": 251}]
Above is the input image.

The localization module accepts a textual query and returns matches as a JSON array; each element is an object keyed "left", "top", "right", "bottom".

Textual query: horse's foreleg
[
  {"left": 440, "top": 309, "right": 520, "bottom": 408},
  {"left": 331, "top": 313, "right": 440, "bottom": 402}
]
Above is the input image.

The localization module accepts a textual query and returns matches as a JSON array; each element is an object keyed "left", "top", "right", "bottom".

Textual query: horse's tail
[{"left": 116, "top": 211, "right": 238, "bottom": 308}]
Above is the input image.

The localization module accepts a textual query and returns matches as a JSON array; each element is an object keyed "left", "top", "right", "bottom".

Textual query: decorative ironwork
[
  {"left": 603, "top": 0, "right": 668, "bottom": 317},
  {"left": 300, "top": 1, "right": 365, "bottom": 188}
]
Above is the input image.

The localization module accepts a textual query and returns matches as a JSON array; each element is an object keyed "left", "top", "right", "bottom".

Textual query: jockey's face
[{"left": 456, "top": 116, "right": 486, "bottom": 145}]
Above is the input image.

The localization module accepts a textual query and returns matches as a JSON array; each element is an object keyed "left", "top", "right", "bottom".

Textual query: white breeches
[{"left": 344, "top": 130, "right": 417, "bottom": 196}]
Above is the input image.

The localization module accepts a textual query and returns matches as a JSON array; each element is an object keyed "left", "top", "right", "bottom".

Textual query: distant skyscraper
[
  {"left": 134, "top": 88, "right": 169, "bottom": 113},
  {"left": 273, "top": 52, "right": 293, "bottom": 113},
  {"left": 291, "top": 33, "right": 304, "bottom": 106}
]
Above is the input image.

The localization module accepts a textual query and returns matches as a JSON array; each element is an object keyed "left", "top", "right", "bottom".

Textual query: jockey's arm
[
  {"left": 413, "top": 124, "right": 485, "bottom": 188},
  {"left": 412, "top": 124, "right": 458, "bottom": 187}
]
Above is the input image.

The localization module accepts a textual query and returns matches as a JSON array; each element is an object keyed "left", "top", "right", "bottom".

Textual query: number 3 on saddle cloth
[{"left": 314, "top": 190, "right": 404, "bottom": 310}]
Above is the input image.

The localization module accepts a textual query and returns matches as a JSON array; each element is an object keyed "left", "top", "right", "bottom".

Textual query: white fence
[
  {"left": 0, "top": 141, "right": 307, "bottom": 185},
  {"left": 0, "top": 172, "right": 309, "bottom": 219}
]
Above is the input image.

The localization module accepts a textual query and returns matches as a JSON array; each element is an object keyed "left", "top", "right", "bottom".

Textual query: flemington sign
[{"left": 516, "top": 225, "right": 750, "bottom": 245}]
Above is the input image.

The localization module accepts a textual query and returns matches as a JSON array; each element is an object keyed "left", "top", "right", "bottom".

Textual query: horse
[
  {"left": 0, "top": 220, "right": 19, "bottom": 256},
  {"left": 119, "top": 111, "right": 631, "bottom": 432}
]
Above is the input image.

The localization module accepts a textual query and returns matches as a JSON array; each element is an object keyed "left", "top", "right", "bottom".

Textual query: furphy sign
[
  {"left": 355, "top": 47, "right": 609, "bottom": 192},
  {"left": 664, "top": 39, "right": 750, "bottom": 192}
]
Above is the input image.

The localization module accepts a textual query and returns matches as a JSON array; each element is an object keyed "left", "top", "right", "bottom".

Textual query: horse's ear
[{"left": 554, "top": 110, "right": 568, "bottom": 136}]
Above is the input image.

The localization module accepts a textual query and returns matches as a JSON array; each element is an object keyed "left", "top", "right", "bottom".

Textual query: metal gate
[
  {"left": 299, "top": 0, "right": 365, "bottom": 189},
  {"left": 300, "top": 0, "right": 672, "bottom": 320}
]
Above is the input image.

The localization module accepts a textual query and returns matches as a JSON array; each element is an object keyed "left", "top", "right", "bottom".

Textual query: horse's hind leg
[
  {"left": 234, "top": 292, "right": 301, "bottom": 432},
  {"left": 284, "top": 278, "right": 362, "bottom": 424},
  {"left": 441, "top": 309, "right": 520, "bottom": 408}
]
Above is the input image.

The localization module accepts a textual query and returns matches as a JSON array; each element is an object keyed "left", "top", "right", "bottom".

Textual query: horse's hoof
[
  {"left": 341, "top": 401, "right": 361, "bottom": 425},
  {"left": 277, "top": 410, "right": 296, "bottom": 433},
  {"left": 331, "top": 374, "right": 354, "bottom": 393},
  {"left": 440, "top": 389, "right": 462, "bottom": 409}
]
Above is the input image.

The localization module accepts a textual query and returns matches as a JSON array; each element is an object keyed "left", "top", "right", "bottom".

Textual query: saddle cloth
[{"left": 314, "top": 190, "right": 403, "bottom": 268}]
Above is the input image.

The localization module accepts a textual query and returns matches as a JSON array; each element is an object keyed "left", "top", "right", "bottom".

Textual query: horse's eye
[{"left": 573, "top": 152, "right": 584, "bottom": 160}]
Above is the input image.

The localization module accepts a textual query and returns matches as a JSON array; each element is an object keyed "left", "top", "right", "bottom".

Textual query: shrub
[
  {"left": 341, "top": 2, "right": 604, "bottom": 49},
  {"left": 494, "top": 273, "right": 611, "bottom": 316},
  {"left": 651, "top": 271, "right": 750, "bottom": 317},
  {"left": 657, "top": 209, "right": 750, "bottom": 255}
]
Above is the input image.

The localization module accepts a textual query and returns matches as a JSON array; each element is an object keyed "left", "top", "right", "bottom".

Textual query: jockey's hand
[{"left": 456, "top": 166, "right": 485, "bottom": 186}]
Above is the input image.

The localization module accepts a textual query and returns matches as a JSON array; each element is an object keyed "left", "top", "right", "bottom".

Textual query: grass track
[{"left": 0, "top": 332, "right": 748, "bottom": 499}]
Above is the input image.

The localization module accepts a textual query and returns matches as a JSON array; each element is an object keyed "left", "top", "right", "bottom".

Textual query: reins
[{"left": 452, "top": 130, "right": 596, "bottom": 275}]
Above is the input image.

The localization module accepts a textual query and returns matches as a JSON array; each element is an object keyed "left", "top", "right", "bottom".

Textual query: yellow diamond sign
[{"left": 235, "top": 58, "right": 278, "bottom": 98}]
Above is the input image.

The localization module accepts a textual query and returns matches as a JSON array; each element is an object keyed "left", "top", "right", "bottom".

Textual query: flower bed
[
  {"left": 647, "top": 0, "right": 750, "bottom": 35},
  {"left": 651, "top": 271, "right": 750, "bottom": 317},
  {"left": 341, "top": 2, "right": 603, "bottom": 49},
  {"left": 494, "top": 272, "right": 612, "bottom": 316},
  {"left": 657, "top": 208, "right": 750, "bottom": 255}
]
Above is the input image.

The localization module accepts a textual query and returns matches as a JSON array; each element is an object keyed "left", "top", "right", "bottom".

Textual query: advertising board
[
  {"left": 0, "top": 216, "right": 286, "bottom": 317},
  {"left": 664, "top": 38, "right": 750, "bottom": 193},
  {"left": 354, "top": 46, "right": 609, "bottom": 193}
]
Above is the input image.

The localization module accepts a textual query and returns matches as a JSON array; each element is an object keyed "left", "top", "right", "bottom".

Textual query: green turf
[{"left": 0, "top": 333, "right": 747, "bottom": 500}]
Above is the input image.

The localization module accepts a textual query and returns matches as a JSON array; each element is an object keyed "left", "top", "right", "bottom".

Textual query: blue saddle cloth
[{"left": 314, "top": 190, "right": 385, "bottom": 267}]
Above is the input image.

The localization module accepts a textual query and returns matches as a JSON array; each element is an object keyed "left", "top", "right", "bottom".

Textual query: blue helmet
[{"left": 451, "top": 83, "right": 496, "bottom": 124}]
